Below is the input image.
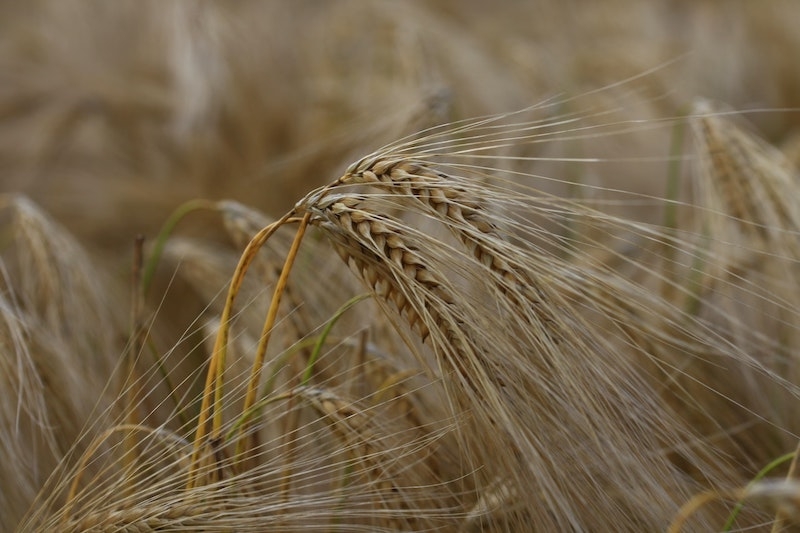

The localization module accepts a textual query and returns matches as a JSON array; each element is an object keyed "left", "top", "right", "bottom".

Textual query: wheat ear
[
  {"left": 306, "top": 194, "right": 480, "bottom": 365},
  {"left": 340, "top": 158, "right": 563, "bottom": 339}
]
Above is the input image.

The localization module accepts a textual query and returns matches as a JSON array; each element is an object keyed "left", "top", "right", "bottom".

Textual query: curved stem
[
  {"left": 186, "top": 210, "right": 299, "bottom": 489},
  {"left": 234, "top": 212, "right": 312, "bottom": 463},
  {"left": 141, "top": 199, "right": 217, "bottom": 295}
]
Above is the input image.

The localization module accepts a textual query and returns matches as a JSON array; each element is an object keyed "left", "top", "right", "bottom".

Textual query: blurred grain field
[{"left": 2, "top": 1, "right": 800, "bottom": 531}]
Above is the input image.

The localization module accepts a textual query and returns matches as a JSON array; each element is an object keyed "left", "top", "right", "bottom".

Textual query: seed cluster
[
  {"left": 308, "top": 194, "right": 459, "bottom": 347},
  {"left": 342, "top": 158, "right": 561, "bottom": 340}
]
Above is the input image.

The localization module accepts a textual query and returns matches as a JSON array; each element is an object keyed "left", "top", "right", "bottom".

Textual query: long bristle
[{"left": 5, "top": 3, "right": 800, "bottom": 532}]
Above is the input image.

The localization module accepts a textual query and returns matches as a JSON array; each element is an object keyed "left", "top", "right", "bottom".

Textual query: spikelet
[{"left": 300, "top": 159, "right": 727, "bottom": 530}]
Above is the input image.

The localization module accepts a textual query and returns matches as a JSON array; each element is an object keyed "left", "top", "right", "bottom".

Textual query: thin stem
[
  {"left": 186, "top": 210, "right": 299, "bottom": 489},
  {"left": 722, "top": 451, "right": 796, "bottom": 531},
  {"left": 141, "top": 199, "right": 217, "bottom": 296},
  {"left": 234, "top": 212, "right": 312, "bottom": 463},
  {"left": 769, "top": 442, "right": 800, "bottom": 533},
  {"left": 122, "top": 235, "right": 146, "bottom": 493},
  {"left": 302, "top": 293, "right": 370, "bottom": 386}
]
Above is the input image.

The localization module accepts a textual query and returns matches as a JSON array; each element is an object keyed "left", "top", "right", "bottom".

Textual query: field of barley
[{"left": 2, "top": 1, "right": 800, "bottom": 531}]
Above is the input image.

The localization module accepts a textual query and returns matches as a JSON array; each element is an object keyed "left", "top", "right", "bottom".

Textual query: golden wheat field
[{"left": 2, "top": 1, "right": 800, "bottom": 531}]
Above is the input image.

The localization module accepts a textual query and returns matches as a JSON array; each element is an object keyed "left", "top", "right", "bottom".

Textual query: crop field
[{"left": 2, "top": 2, "right": 800, "bottom": 531}]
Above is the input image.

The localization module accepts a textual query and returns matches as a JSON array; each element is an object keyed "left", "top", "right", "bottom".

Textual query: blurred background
[
  {"left": 1, "top": 0, "right": 799, "bottom": 261},
  {"left": 2, "top": 2, "right": 800, "bottom": 529}
]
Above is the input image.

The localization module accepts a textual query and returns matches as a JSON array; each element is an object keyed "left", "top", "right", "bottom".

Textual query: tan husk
[{"left": 6, "top": 6, "right": 800, "bottom": 527}]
